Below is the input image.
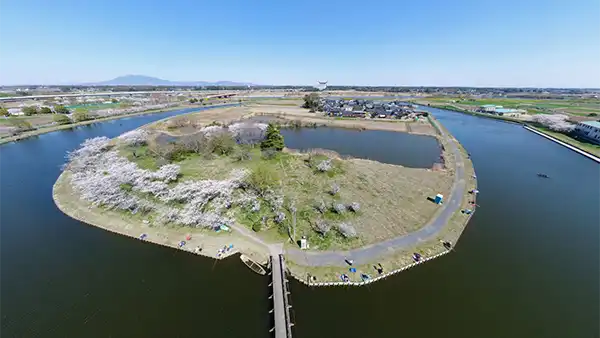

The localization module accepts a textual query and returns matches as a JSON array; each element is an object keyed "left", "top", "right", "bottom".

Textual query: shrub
[
  {"left": 330, "top": 183, "right": 340, "bottom": 196},
  {"left": 316, "top": 159, "right": 332, "bottom": 172},
  {"left": 53, "top": 114, "right": 71, "bottom": 125},
  {"left": 39, "top": 107, "right": 52, "bottom": 114},
  {"left": 54, "top": 105, "right": 70, "bottom": 114},
  {"left": 229, "top": 122, "right": 267, "bottom": 144},
  {"left": 252, "top": 222, "right": 262, "bottom": 232},
  {"left": 246, "top": 163, "right": 280, "bottom": 196},
  {"left": 261, "top": 148, "right": 278, "bottom": 160},
  {"left": 233, "top": 146, "right": 252, "bottom": 161},
  {"left": 167, "top": 116, "right": 191, "bottom": 129},
  {"left": 337, "top": 222, "right": 357, "bottom": 238},
  {"left": 302, "top": 93, "right": 321, "bottom": 110},
  {"left": 260, "top": 123, "right": 285, "bottom": 151},
  {"left": 333, "top": 203, "right": 346, "bottom": 214},
  {"left": 348, "top": 202, "right": 360, "bottom": 212},
  {"left": 274, "top": 212, "right": 286, "bottom": 224},
  {"left": 208, "top": 132, "right": 236, "bottom": 155},
  {"left": 289, "top": 120, "right": 302, "bottom": 129},
  {"left": 8, "top": 119, "right": 33, "bottom": 133},
  {"left": 118, "top": 129, "right": 148, "bottom": 146},
  {"left": 0, "top": 107, "right": 9, "bottom": 116},
  {"left": 314, "top": 219, "right": 330, "bottom": 235},
  {"left": 22, "top": 106, "right": 38, "bottom": 116},
  {"left": 314, "top": 200, "right": 327, "bottom": 213},
  {"left": 73, "top": 109, "right": 91, "bottom": 122},
  {"left": 148, "top": 141, "right": 190, "bottom": 162},
  {"left": 179, "top": 134, "right": 208, "bottom": 154}
]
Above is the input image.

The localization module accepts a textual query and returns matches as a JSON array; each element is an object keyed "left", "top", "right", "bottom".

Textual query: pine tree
[{"left": 260, "top": 123, "right": 285, "bottom": 151}]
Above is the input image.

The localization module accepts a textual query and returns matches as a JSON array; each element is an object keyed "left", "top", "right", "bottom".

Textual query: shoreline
[
  {"left": 51, "top": 104, "right": 475, "bottom": 286},
  {"left": 523, "top": 125, "right": 600, "bottom": 163},
  {"left": 416, "top": 101, "right": 525, "bottom": 124},
  {"left": 417, "top": 101, "right": 600, "bottom": 162},
  {"left": 247, "top": 111, "right": 438, "bottom": 137},
  {"left": 284, "top": 115, "right": 477, "bottom": 284},
  {"left": 52, "top": 172, "right": 272, "bottom": 264},
  {"left": 0, "top": 102, "right": 236, "bottom": 145}
]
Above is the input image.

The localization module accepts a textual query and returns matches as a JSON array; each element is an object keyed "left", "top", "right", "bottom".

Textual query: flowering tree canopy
[
  {"left": 532, "top": 114, "right": 575, "bottom": 133},
  {"left": 337, "top": 222, "right": 357, "bottom": 238},
  {"left": 66, "top": 135, "right": 251, "bottom": 229}
]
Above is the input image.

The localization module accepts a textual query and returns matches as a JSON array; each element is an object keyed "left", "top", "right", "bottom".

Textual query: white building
[
  {"left": 8, "top": 108, "right": 23, "bottom": 116},
  {"left": 574, "top": 121, "right": 600, "bottom": 145}
]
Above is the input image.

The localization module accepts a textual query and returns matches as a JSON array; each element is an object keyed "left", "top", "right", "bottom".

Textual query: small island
[{"left": 53, "top": 98, "right": 477, "bottom": 285}]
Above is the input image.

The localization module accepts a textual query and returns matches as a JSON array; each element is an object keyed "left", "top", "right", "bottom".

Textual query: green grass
[
  {"left": 120, "top": 145, "right": 161, "bottom": 170},
  {"left": 421, "top": 96, "right": 600, "bottom": 115},
  {"left": 121, "top": 133, "right": 453, "bottom": 251},
  {"left": 285, "top": 123, "right": 476, "bottom": 282},
  {"left": 532, "top": 126, "right": 600, "bottom": 157}
]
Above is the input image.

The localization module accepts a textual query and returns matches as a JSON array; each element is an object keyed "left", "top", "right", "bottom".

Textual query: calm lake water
[
  {"left": 1, "top": 106, "right": 598, "bottom": 338},
  {"left": 281, "top": 127, "right": 441, "bottom": 168}
]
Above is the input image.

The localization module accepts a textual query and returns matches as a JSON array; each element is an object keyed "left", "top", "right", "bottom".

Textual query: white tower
[{"left": 315, "top": 81, "right": 328, "bottom": 91}]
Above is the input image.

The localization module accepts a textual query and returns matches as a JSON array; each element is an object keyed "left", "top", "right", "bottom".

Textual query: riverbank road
[{"left": 286, "top": 120, "right": 467, "bottom": 266}]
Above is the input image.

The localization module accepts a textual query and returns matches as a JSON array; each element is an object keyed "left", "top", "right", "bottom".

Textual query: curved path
[{"left": 284, "top": 121, "right": 467, "bottom": 266}]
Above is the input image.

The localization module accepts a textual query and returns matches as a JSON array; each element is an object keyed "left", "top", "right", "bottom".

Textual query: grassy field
[
  {"left": 0, "top": 103, "right": 240, "bottom": 145},
  {"left": 419, "top": 102, "right": 526, "bottom": 123},
  {"left": 66, "top": 103, "right": 121, "bottom": 110},
  {"left": 530, "top": 126, "right": 600, "bottom": 157},
  {"left": 285, "top": 117, "right": 477, "bottom": 283},
  {"left": 0, "top": 114, "right": 56, "bottom": 138},
  {"left": 122, "top": 139, "right": 453, "bottom": 251},
  {"left": 53, "top": 171, "right": 271, "bottom": 264},
  {"left": 0, "top": 114, "right": 54, "bottom": 126},
  {"left": 420, "top": 96, "right": 600, "bottom": 116}
]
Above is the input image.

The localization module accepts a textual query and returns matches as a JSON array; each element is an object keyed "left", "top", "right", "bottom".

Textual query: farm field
[{"left": 421, "top": 96, "right": 600, "bottom": 117}]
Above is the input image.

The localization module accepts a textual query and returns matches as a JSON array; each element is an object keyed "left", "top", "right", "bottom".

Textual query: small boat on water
[
  {"left": 240, "top": 254, "right": 267, "bottom": 275},
  {"left": 537, "top": 173, "right": 549, "bottom": 178}
]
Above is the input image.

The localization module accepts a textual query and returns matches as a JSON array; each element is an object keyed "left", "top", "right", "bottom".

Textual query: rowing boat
[{"left": 240, "top": 254, "right": 267, "bottom": 275}]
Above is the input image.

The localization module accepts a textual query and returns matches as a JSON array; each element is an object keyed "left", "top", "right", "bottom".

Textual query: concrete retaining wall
[
  {"left": 523, "top": 126, "right": 600, "bottom": 163},
  {"left": 288, "top": 250, "right": 451, "bottom": 287}
]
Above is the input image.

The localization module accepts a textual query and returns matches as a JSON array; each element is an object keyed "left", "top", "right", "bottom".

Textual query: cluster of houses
[{"left": 321, "top": 99, "right": 428, "bottom": 119}]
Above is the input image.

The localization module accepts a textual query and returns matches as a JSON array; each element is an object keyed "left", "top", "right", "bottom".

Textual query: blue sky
[{"left": 1, "top": 0, "right": 599, "bottom": 87}]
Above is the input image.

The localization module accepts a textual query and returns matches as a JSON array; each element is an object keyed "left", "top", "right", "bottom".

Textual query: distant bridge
[{"left": 0, "top": 91, "right": 238, "bottom": 102}]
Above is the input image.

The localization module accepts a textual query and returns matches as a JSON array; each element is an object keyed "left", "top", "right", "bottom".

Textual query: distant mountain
[{"left": 85, "top": 75, "right": 258, "bottom": 87}]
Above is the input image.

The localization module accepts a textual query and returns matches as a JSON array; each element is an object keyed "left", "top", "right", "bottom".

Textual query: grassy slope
[
  {"left": 531, "top": 126, "right": 600, "bottom": 157},
  {"left": 420, "top": 96, "right": 600, "bottom": 115},
  {"left": 0, "top": 102, "right": 244, "bottom": 145},
  {"left": 286, "top": 116, "right": 476, "bottom": 283},
  {"left": 122, "top": 140, "right": 452, "bottom": 251}
]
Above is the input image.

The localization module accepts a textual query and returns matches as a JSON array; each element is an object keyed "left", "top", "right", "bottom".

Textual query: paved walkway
[{"left": 285, "top": 120, "right": 467, "bottom": 266}]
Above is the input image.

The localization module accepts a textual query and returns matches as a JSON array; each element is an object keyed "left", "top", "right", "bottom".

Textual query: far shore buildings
[
  {"left": 478, "top": 104, "right": 526, "bottom": 116},
  {"left": 321, "top": 98, "right": 426, "bottom": 119},
  {"left": 574, "top": 121, "right": 600, "bottom": 145}
]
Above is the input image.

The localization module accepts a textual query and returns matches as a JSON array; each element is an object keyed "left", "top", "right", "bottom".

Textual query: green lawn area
[
  {"left": 66, "top": 103, "right": 120, "bottom": 110},
  {"left": 422, "top": 97, "right": 600, "bottom": 115},
  {"left": 532, "top": 126, "right": 600, "bottom": 157},
  {"left": 120, "top": 130, "right": 453, "bottom": 250}
]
